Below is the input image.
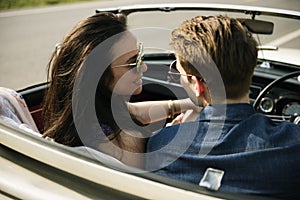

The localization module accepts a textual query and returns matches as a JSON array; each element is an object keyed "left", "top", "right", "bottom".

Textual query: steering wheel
[{"left": 253, "top": 70, "right": 300, "bottom": 123}]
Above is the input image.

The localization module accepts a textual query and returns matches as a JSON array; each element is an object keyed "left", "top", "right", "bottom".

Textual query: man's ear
[{"left": 191, "top": 76, "right": 204, "bottom": 97}]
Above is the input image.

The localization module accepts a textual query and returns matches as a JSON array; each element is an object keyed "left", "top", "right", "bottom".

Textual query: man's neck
[
  {"left": 226, "top": 95, "right": 250, "bottom": 104},
  {"left": 206, "top": 94, "right": 250, "bottom": 105},
  {"left": 226, "top": 97, "right": 250, "bottom": 104}
]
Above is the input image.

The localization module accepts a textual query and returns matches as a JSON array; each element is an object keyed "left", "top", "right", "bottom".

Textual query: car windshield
[{"left": 126, "top": 9, "right": 300, "bottom": 65}]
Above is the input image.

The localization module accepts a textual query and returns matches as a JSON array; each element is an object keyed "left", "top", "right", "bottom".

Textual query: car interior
[{"left": 19, "top": 50, "right": 300, "bottom": 135}]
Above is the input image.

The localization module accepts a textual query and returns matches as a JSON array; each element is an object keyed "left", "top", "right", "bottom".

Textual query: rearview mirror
[{"left": 239, "top": 19, "right": 274, "bottom": 35}]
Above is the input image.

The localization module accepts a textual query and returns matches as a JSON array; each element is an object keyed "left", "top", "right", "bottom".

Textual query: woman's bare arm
[{"left": 127, "top": 98, "right": 201, "bottom": 125}]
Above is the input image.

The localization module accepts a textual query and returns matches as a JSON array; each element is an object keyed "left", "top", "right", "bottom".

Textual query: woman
[{"left": 43, "top": 12, "right": 198, "bottom": 168}]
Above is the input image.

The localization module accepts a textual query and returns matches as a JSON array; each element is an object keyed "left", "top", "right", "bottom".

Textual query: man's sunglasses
[
  {"left": 111, "top": 43, "right": 144, "bottom": 74},
  {"left": 167, "top": 60, "right": 193, "bottom": 82}
]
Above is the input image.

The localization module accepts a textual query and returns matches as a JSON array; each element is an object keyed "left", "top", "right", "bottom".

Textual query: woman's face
[{"left": 109, "top": 34, "right": 147, "bottom": 96}]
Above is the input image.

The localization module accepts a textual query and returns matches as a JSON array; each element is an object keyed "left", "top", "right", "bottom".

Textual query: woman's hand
[
  {"left": 166, "top": 113, "right": 184, "bottom": 127},
  {"left": 181, "top": 98, "right": 202, "bottom": 112},
  {"left": 127, "top": 98, "right": 202, "bottom": 125}
]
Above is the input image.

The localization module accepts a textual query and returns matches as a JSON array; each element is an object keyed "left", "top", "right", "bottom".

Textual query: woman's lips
[{"left": 134, "top": 78, "right": 143, "bottom": 85}]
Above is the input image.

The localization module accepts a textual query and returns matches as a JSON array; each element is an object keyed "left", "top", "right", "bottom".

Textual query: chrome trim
[
  {"left": 96, "top": 3, "right": 300, "bottom": 19},
  {"left": 257, "top": 46, "right": 278, "bottom": 51},
  {"left": 142, "top": 76, "right": 182, "bottom": 88},
  {"left": 259, "top": 97, "right": 274, "bottom": 113}
]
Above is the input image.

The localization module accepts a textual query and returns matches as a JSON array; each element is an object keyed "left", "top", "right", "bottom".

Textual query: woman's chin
[{"left": 132, "top": 86, "right": 143, "bottom": 95}]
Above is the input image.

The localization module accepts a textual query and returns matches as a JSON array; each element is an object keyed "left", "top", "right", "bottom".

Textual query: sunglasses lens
[
  {"left": 136, "top": 58, "right": 142, "bottom": 74},
  {"left": 136, "top": 43, "right": 144, "bottom": 74},
  {"left": 168, "top": 61, "right": 181, "bottom": 82}
]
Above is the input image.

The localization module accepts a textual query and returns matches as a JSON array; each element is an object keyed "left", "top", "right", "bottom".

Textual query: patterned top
[{"left": 99, "top": 123, "right": 114, "bottom": 137}]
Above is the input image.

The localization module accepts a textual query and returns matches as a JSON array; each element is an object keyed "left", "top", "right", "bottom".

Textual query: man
[{"left": 146, "top": 15, "right": 300, "bottom": 199}]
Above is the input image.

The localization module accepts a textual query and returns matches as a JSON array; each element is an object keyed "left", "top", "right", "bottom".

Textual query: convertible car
[{"left": 1, "top": 3, "right": 299, "bottom": 200}]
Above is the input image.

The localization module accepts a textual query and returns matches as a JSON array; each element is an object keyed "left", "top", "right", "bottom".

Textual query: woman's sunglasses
[{"left": 111, "top": 43, "right": 144, "bottom": 74}]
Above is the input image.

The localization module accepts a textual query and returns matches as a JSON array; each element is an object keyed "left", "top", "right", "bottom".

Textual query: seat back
[
  {"left": 19, "top": 83, "right": 49, "bottom": 133},
  {"left": 0, "top": 87, "right": 39, "bottom": 134}
]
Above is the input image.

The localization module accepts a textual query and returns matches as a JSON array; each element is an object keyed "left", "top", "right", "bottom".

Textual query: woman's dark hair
[{"left": 43, "top": 12, "right": 127, "bottom": 146}]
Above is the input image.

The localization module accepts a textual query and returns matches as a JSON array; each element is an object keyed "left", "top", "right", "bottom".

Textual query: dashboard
[{"left": 139, "top": 54, "right": 300, "bottom": 123}]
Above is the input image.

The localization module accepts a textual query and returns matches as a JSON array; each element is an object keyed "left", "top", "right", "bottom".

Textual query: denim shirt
[{"left": 146, "top": 103, "right": 300, "bottom": 199}]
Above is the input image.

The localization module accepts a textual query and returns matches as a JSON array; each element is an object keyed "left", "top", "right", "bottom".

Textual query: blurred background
[{"left": 0, "top": 0, "right": 299, "bottom": 90}]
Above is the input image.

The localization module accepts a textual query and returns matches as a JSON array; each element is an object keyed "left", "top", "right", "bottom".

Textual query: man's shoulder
[{"left": 240, "top": 113, "right": 300, "bottom": 144}]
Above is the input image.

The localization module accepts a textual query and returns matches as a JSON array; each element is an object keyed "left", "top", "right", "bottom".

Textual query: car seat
[{"left": 0, "top": 87, "right": 40, "bottom": 136}]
